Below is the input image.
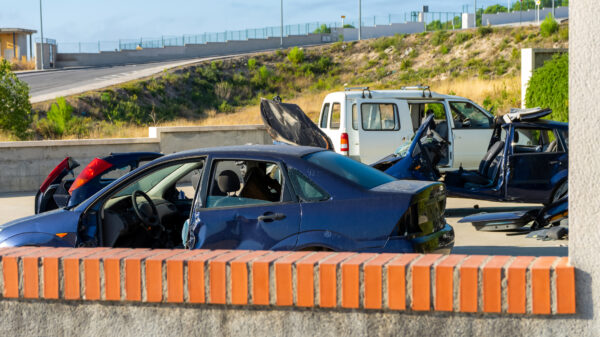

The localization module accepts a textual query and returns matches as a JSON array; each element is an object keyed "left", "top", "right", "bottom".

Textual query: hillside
[{"left": 24, "top": 23, "right": 568, "bottom": 140}]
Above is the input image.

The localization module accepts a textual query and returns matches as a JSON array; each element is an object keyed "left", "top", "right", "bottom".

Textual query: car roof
[
  {"left": 325, "top": 89, "right": 465, "bottom": 101},
  {"left": 505, "top": 118, "right": 568, "bottom": 129},
  {"left": 160, "top": 144, "right": 325, "bottom": 161}
]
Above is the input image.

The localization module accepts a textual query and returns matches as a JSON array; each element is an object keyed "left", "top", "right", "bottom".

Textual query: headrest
[
  {"left": 217, "top": 170, "right": 240, "bottom": 194},
  {"left": 513, "top": 131, "right": 519, "bottom": 143}
]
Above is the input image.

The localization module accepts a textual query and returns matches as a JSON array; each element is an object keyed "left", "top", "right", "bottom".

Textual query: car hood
[
  {"left": 260, "top": 98, "right": 334, "bottom": 149},
  {"left": 0, "top": 209, "right": 80, "bottom": 243}
]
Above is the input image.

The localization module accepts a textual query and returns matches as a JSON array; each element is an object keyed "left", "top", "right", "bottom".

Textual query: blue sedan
[{"left": 0, "top": 145, "right": 454, "bottom": 253}]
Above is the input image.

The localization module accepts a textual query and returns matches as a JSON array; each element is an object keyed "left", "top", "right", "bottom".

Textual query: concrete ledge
[
  {"left": 0, "top": 137, "right": 158, "bottom": 148},
  {"left": 0, "top": 247, "right": 575, "bottom": 315}
]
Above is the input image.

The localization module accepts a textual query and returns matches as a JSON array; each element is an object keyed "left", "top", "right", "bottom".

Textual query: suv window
[
  {"left": 206, "top": 160, "right": 286, "bottom": 208},
  {"left": 512, "top": 128, "right": 563, "bottom": 153},
  {"left": 288, "top": 168, "right": 329, "bottom": 202},
  {"left": 352, "top": 104, "right": 358, "bottom": 130},
  {"left": 320, "top": 103, "right": 330, "bottom": 128},
  {"left": 361, "top": 103, "right": 399, "bottom": 131},
  {"left": 449, "top": 102, "right": 492, "bottom": 128},
  {"left": 330, "top": 103, "right": 341, "bottom": 129}
]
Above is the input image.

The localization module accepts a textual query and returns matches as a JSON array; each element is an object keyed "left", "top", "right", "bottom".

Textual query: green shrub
[
  {"left": 525, "top": 53, "right": 568, "bottom": 122},
  {"left": 540, "top": 14, "right": 559, "bottom": 37},
  {"left": 439, "top": 45, "right": 450, "bottom": 55},
  {"left": 477, "top": 26, "right": 493, "bottom": 37},
  {"left": 511, "top": 48, "right": 520, "bottom": 61},
  {"left": 371, "top": 35, "right": 403, "bottom": 52},
  {"left": 400, "top": 59, "right": 412, "bottom": 71},
  {"left": 287, "top": 47, "right": 305, "bottom": 64},
  {"left": 47, "top": 97, "right": 73, "bottom": 136},
  {"left": 454, "top": 32, "right": 472, "bottom": 44},
  {"left": 247, "top": 58, "right": 257, "bottom": 71},
  {"left": 0, "top": 59, "right": 31, "bottom": 139},
  {"left": 558, "top": 26, "right": 568, "bottom": 41},
  {"left": 431, "top": 30, "right": 449, "bottom": 46},
  {"left": 313, "top": 24, "right": 331, "bottom": 34}
]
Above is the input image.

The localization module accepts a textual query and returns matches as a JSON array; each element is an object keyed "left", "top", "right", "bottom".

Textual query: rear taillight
[
  {"left": 340, "top": 132, "right": 349, "bottom": 155},
  {"left": 68, "top": 158, "right": 113, "bottom": 194}
]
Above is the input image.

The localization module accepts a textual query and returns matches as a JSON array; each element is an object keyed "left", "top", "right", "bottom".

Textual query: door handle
[{"left": 258, "top": 212, "right": 286, "bottom": 222}]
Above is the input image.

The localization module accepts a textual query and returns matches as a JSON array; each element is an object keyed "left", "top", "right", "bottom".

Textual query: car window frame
[
  {"left": 320, "top": 103, "right": 331, "bottom": 129},
  {"left": 329, "top": 102, "right": 342, "bottom": 130},
  {"left": 509, "top": 125, "right": 567, "bottom": 156},
  {"left": 198, "top": 156, "right": 297, "bottom": 211},
  {"left": 285, "top": 166, "right": 331, "bottom": 203},
  {"left": 360, "top": 102, "right": 401, "bottom": 131}
]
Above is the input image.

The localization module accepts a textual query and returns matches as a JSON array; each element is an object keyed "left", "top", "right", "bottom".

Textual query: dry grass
[{"left": 9, "top": 58, "right": 36, "bottom": 71}]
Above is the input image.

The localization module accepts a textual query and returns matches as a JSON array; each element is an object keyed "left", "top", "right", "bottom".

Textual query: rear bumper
[{"left": 380, "top": 224, "right": 454, "bottom": 254}]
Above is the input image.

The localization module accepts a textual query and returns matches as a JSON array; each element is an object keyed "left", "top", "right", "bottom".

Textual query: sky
[{"left": 1, "top": 0, "right": 509, "bottom": 43}]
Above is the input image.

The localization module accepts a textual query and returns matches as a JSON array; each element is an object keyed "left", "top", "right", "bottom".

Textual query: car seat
[
  {"left": 445, "top": 140, "right": 505, "bottom": 187},
  {"left": 212, "top": 170, "right": 244, "bottom": 207},
  {"left": 240, "top": 166, "right": 281, "bottom": 202}
]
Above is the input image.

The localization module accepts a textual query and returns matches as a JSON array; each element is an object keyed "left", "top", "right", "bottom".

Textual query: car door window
[
  {"left": 351, "top": 103, "right": 358, "bottom": 130},
  {"left": 361, "top": 103, "right": 399, "bottom": 131},
  {"left": 449, "top": 102, "right": 492, "bottom": 128},
  {"left": 330, "top": 102, "right": 341, "bottom": 129},
  {"left": 320, "top": 103, "right": 330, "bottom": 128},
  {"left": 512, "top": 128, "right": 560, "bottom": 153},
  {"left": 206, "top": 159, "right": 287, "bottom": 208},
  {"left": 287, "top": 168, "right": 330, "bottom": 202}
]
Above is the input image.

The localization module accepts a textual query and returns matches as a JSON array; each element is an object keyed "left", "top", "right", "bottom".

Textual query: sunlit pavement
[{"left": 0, "top": 193, "right": 567, "bottom": 256}]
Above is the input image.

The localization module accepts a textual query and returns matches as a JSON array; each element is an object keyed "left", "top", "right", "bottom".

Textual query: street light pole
[
  {"left": 474, "top": 0, "right": 477, "bottom": 27},
  {"left": 39, "top": 0, "right": 44, "bottom": 70},
  {"left": 280, "top": 0, "right": 283, "bottom": 48},
  {"left": 358, "top": 0, "right": 362, "bottom": 40}
]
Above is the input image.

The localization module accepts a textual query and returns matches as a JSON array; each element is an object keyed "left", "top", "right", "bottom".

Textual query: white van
[{"left": 317, "top": 86, "right": 495, "bottom": 169}]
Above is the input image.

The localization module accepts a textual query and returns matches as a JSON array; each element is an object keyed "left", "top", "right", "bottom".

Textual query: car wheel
[{"left": 551, "top": 180, "right": 568, "bottom": 203}]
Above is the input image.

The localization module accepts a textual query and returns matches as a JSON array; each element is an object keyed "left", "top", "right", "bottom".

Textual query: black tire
[{"left": 550, "top": 180, "right": 568, "bottom": 203}]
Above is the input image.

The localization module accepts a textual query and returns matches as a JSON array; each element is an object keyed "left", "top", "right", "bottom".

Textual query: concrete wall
[
  {"left": 332, "top": 22, "right": 425, "bottom": 41},
  {"left": 55, "top": 34, "right": 326, "bottom": 68},
  {"left": 520, "top": 48, "right": 568, "bottom": 108},
  {"left": 0, "top": 125, "right": 270, "bottom": 193},
  {"left": 35, "top": 42, "right": 57, "bottom": 69},
  {"left": 0, "top": 247, "right": 577, "bottom": 336},
  {"left": 482, "top": 7, "right": 568, "bottom": 26}
]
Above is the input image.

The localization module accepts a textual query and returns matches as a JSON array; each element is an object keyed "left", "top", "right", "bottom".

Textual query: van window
[
  {"left": 352, "top": 104, "right": 358, "bottom": 130},
  {"left": 330, "top": 103, "right": 341, "bottom": 129},
  {"left": 449, "top": 102, "right": 492, "bottom": 128},
  {"left": 361, "top": 103, "right": 399, "bottom": 131},
  {"left": 320, "top": 103, "right": 330, "bottom": 128}
]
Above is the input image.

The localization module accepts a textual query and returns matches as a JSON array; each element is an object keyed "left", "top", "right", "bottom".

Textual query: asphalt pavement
[{"left": 0, "top": 192, "right": 567, "bottom": 256}]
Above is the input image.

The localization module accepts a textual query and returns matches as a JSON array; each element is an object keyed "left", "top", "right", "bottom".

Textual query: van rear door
[{"left": 357, "top": 100, "right": 413, "bottom": 164}]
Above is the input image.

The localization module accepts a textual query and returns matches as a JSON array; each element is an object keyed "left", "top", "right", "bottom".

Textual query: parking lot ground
[{"left": 0, "top": 193, "right": 567, "bottom": 256}]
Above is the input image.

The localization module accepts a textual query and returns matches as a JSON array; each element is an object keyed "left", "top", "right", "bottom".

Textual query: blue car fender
[{"left": 0, "top": 232, "right": 75, "bottom": 248}]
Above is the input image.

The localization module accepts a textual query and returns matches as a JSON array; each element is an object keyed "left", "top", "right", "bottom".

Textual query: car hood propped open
[{"left": 260, "top": 98, "right": 334, "bottom": 149}]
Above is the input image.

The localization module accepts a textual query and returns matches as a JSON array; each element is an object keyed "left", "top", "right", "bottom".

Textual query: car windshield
[{"left": 303, "top": 151, "right": 396, "bottom": 189}]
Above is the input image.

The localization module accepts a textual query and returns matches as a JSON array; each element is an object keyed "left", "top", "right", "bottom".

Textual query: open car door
[
  {"left": 35, "top": 157, "right": 80, "bottom": 214},
  {"left": 260, "top": 98, "right": 334, "bottom": 149}
]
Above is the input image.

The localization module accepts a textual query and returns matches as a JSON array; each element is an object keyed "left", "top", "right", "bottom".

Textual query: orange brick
[
  {"left": 387, "top": 254, "right": 419, "bottom": 310},
  {"left": 482, "top": 256, "right": 511, "bottom": 313},
  {"left": 209, "top": 250, "right": 249, "bottom": 304},
  {"left": 434, "top": 254, "right": 467, "bottom": 312},
  {"left": 318, "top": 252, "right": 354, "bottom": 308},
  {"left": 459, "top": 255, "right": 488, "bottom": 313},
  {"left": 229, "top": 251, "right": 269, "bottom": 305},
  {"left": 411, "top": 254, "right": 443, "bottom": 311},
  {"left": 188, "top": 250, "right": 227, "bottom": 303},
  {"left": 295, "top": 252, "right": 334, "bottom": 307},
  {"left": 62, "top": 248, "right": 109, "bottom": 300},
  {"left": 341, "top": 253, "right": 376, "bottom": 309},
  {"left": 42, "top": 248, "right": 78, "bottom": 299},
  {"left": 165, "top": 250, "right": 208, "bottom": 303},
  {"left": 3, "top": 247, "right": 50, "bottom": 298},
  {"left": 362, "top": 254, "right": 396, "bottom": 309},
  {"left": 507, "top": 256, "right": 535, "bottom": 314},
  {"left": 21, "top": 248, "right": 55, "bottom": 299},
  {"left": 145, "top": 250, "right": 186, "bottom": 303},
  {"left": 532, "top": 257, "right": 558, "bottom": 314},
  {"left": 82, "top": 248, "right": 129, "bottom": 301},
  {"left": 274, "top": 252, "right": 310, "bottom": 306},
  {"left": 124, "top": 249, "right": 168, "bottom": 301},
  {"left": 252, "top": 251, "right": 290, "bottom": 305},
  {"left": 555, "top": 257, "right": 575, "bottom": 314},
  {"left": 102, "top": 249, "right": 144, "bottom": 301}
]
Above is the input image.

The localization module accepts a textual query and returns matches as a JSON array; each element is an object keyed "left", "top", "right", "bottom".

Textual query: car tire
[{"left": 550, "top": 180, "right": 568, "bottom": 204}]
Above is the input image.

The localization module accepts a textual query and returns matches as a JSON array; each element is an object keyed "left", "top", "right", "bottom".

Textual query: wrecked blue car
[{"left": 0, "top": 145, "right": 453, "bottom": 253}]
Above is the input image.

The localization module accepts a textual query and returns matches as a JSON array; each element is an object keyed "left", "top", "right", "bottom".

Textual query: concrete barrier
[
  {"left": 482, "top": 7, "right": 568, "bottom": 26},
  {"left": 0, "top": 125, "right": 270, "bottom": 193},
  {"left": 0, "top": 247, "right": 576, "bottom": 336}
]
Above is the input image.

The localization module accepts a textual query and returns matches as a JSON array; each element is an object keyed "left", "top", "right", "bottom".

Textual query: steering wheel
[{"left": 131, "top": 190, "right": 162, "bottom": 230}]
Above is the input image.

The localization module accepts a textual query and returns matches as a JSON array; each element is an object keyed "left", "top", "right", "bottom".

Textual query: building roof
[{"left": 0, "top": 28, "right": 37, "bottom": 34}]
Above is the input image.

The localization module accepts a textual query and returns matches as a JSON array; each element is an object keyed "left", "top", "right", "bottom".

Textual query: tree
[
  {"left": 313, "top": 24, "right": 331, "bottom": 34},
  {"left": 525, "top": 53, "right": 568, "bottom": 122},
  {"left": 0, "top": 59, "right": 31, "bottom": 139}
]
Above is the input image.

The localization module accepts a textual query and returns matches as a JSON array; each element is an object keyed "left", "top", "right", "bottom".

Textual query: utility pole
[
  {"left": 39, "top": 0, "right": 44, "bottom": 70},
  {"left": 280, "top": 0, "right": 283, "bottom": 48},
  {"left": 474, "top": 0, "right": 477, "bottom": 27},
  {"left": 358, "top": 0, "right": 362, "bottom": 41},
  {"left": 552, "top": 0, "right": 555, "bottom": 17}
]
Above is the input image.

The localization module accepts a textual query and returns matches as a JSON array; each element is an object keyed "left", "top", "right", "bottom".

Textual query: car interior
[
  {"left": 97, "top": 160, "right": 204, "bottom": 248},
  {"left": 409, "top": 102, "right": 451, "bottom": 166}
]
